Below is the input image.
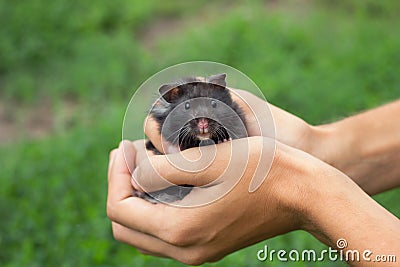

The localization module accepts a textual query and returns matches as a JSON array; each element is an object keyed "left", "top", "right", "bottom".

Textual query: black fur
[
  {"left": 142, "top": 74, "right": 247, "bottom": 203},
  {"left": 148, "top": 75, "right": 246, "bottom": 151}
]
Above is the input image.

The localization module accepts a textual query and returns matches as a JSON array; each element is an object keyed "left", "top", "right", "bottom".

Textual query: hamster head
[{"left": 150, "top": 73, "right": 246, "bottom": 151}]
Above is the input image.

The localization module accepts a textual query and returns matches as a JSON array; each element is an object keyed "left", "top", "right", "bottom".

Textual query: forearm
[
  {"left": 301, "top": 166, "right": 400, "bottom": 266},
  {"left": 310, "top": 100, "right": 400, "bottom": 195}
]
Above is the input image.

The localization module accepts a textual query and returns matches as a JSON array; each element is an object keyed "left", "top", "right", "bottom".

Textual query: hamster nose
[{"left": 197, "top": 118, "right": 209, "bottom": 133}]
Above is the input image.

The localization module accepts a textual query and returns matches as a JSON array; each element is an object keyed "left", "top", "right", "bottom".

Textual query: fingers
[
  {"left": 144, "top": 115, "right": 164, "bottom": 153},
  {"left": 230, "top": 89, "right": 274, "bottom": 138},
  {"left": 231, "top": 89, "right": 311, "bottom": 151},
  {"left": 111, "top": 222, "right": 174, "bottom": 258},
  {"left": 229, "top": 89, "right": 259, "bottom": 136},
  {"left": 111, "top": 221, "right": 210, "bottom": 265},
  {"left": 268, "top": 104, "right": 311, "bottom": 151},
  {"left": 133, "top": 137, "right": 266, "bottom": 194},
  {"left": 108, "top": 149, "right": 118, "bottom": 178},
  {"left": 107, "top": 141, "right": 213, "bottom": 264},
  {"left": 108, "top": 196, "right": 167, "bottom": 235},
  {"left": 123, "top": 139, "right": 155, "bottom": 191},
  {"left": 107, "top": 145, "right": 205, "bottom": 244},
  {"left": 131, "top": 139, "right": 155, "bottom": 163},
  {"left": 144, "top": 115, "right": 181, "bottom": 155},
  {"left": 133, "top": 141, "right": 237, "bottom": 192},
  {"left": 108, "top": 141, "right": 136, "bottom": 203},
  {"left": 107, "top": 141, "right": 175, "bottom": 237}
]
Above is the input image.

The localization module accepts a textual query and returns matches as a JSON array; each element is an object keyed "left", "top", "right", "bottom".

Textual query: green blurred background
[{"left": 0, "top": 0, "right": 399, "bottom": 266}]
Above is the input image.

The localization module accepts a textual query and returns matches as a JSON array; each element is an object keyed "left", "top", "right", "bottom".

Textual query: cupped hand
[
  {"left": 107, "top": 138, "right": 329, "bottom": 265},
  {"left": 144, "top": 89, "right": 315, "bottom": 155}
]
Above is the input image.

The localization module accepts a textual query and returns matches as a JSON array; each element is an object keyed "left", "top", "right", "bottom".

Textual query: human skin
[
  {"left": 107, "top": 139, "right": 400, "bottom": 266},
  {"left": 107, "top": 95, "right": 400, "bottom": 265},
  {"left": 144, "top": 91, "right": 400, "bottom": 195}
]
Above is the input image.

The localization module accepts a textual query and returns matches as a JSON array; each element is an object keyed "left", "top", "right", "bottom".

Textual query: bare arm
[
  {"left": 146, "top": 90, "right": 400, "bottom": 194},
  {"left": 230, "top": 90, "right": 400, "bottom": 195},
  {"left": 108, "top": 139, "right": 400, "bottom": 266},
  {"left": 310, "top": 100, "right": 400, "bottom": 195}
]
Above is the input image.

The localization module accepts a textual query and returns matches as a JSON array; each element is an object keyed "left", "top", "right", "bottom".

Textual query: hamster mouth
[
  {"left": 178, "top": 119, "right": 233, "bottom": 150},
  {"left": 198, "top": 127, "right": 209, "bottom": 134},
  {"left": 197, "top": 133, "right": 211, "bottom": 140},
  {"left": 196, "top": 127, "right": 232, "bottom": 143}
]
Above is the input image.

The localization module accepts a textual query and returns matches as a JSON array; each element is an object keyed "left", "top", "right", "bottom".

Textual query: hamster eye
[
  {"left": 210, "top": 100, "right": 217, "bottom": 108},
  {"left": 184, "top": 102, "right": 190, "bottom": 110}
]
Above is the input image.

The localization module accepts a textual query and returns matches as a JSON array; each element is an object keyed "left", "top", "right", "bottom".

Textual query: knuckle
[
  {"left": 179, "top": 249, "right": 208, "bottom": 266},
  {"left": 163, "top": 219, "right": 196, "bottom": 246},
  {"left": 160, "top": 211, "right": 214, "bottom": 265},
  {"left": 157, "top": 209, "right": 208, "bottom": 248},
  {"left": 112, "top": 229, "right": 123, "bottom": 242},
  {"left": 106, "top": 202, "right": 117, "bottom": 221},
  {"left": 111, "top": 224, "right": 124, "bottom": 242},
  {"left": 165, "top": 228, "right": 190, "bottom": 246},
  {"left": 164, "top": 211, "right": 206, "bottom": 246}
]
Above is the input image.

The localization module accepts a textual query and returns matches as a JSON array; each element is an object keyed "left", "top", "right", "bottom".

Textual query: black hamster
[
  {"left": 140, "top": 73, "right": 247, "bottom": 203},
  {"left": 148, "top": 73, "right": 247, "bottom": 152}
]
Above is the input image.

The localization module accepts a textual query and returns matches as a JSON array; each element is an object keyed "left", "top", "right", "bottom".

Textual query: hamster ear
[
  {"left": 159, "top": 83, "right": 180, "bottom": 102},
  {"left": 207, "top": 73, "right": 227, "bottom": 88}
]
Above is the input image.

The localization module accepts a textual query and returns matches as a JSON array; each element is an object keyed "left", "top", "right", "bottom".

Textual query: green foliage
[
  {"left": 154, "top": 2, "right": 400, "bottom": 123},
  {"left": 0, "top": 0, "right": 399, "bottom": 266},
  {"left": 0, "top": 0, "right": 210, "bottom": 101}
]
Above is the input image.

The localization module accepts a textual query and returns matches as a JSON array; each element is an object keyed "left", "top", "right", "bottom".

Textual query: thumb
[
  {"left": 132, "top": 142, "right": 237, "bottom": 192},
  {"left": 144, "top": 115, "right": 180, "bottom": 154},
  {"left": 108, "top": 140, "right": 137, "bottom": 203}
]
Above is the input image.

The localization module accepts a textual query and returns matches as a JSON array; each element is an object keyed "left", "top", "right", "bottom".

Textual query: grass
[{"left": 0, "top": 0, "right": 399, "bottom": 266}]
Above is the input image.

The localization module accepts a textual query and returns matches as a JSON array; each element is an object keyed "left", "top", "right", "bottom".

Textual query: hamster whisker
[
  {"left": 214, "top": 127, "right": 229, "bottom": 141},
  {"left": 173, "top": 127, "right": 189, "bottom": 144},
  {"left": 178, "top": 128, "right": 196, "bottom": 148},
  {"left": 164, "top": 124, "right": 190, "bottom": 141}
]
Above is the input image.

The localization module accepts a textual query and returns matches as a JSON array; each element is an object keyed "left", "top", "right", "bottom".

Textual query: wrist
[
  {"left": 270, "top": 142, "right": 400, "bottom": 257},
  {"left": 310, "top": 123, "right": 358, "bottom": 165},
  {"left": 312, "top": 118, "right": 400, "bottom": 194},
  {"left": 265, "top": 143, "right": 338, "bottom": 232},
  {"left": 298, "top": 166, "right": 358, "bottom": 245},
  {"left": 299, "top": 166, "right": 400, "bottom": 258},
  {"left": 271, "top": 140, "right": 364, "bottom": 243}
]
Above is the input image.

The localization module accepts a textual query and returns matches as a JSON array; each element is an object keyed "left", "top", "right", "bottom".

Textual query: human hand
[
  {"left": 145, "top": 91, "right": 400, "bottom": 195},
  {"left": 144, "top": 88, "right": 315, "bottom": 155},
  {"left": 221, "top": 95, "right": 400, "bottom": 195},
  {"left": 107, "top": 138, "right": 311, "bottom": 264},
  {"left": 108, "top": 139, "right": 400, "bottom": 266}
]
